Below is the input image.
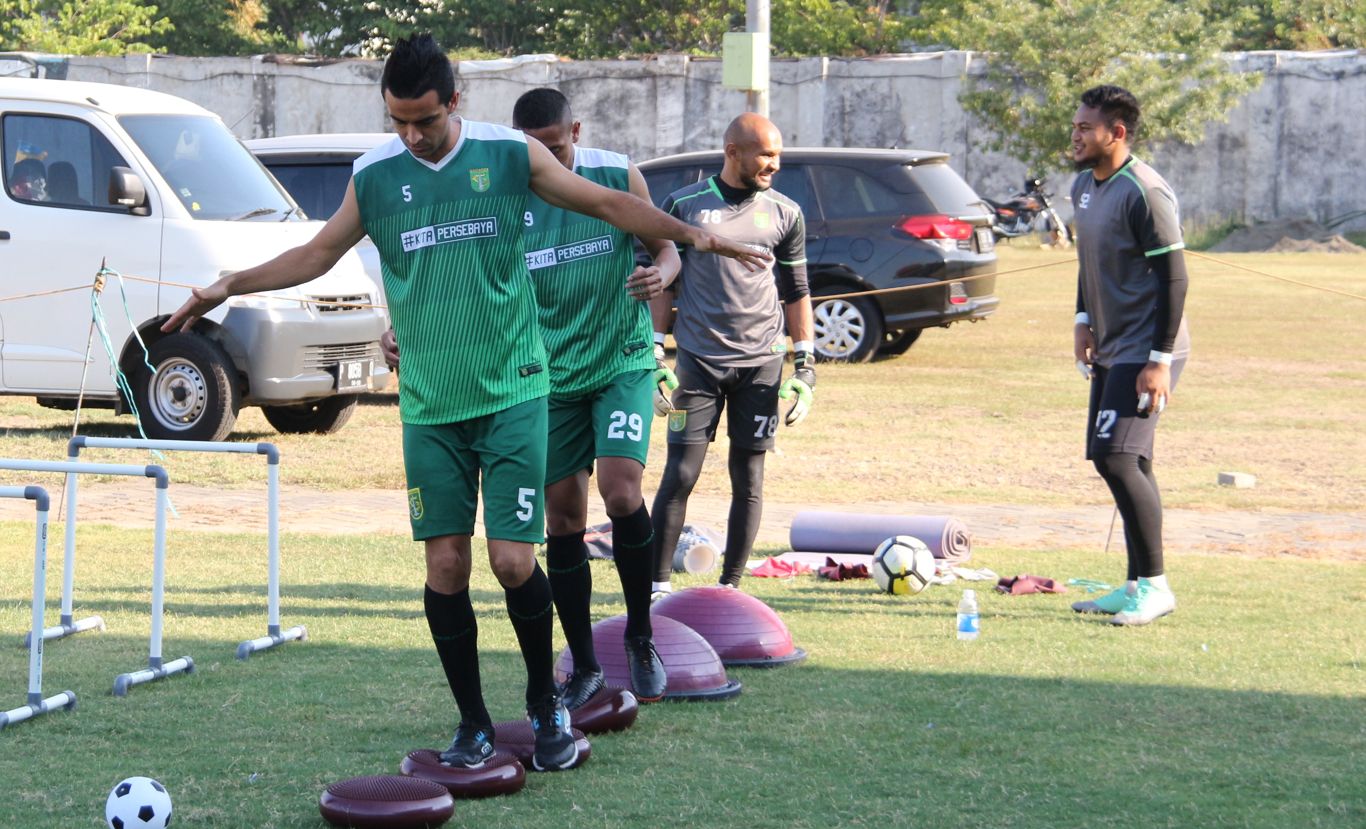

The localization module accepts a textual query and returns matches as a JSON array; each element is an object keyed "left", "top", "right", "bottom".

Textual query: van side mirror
[{"left": 109, "top": 166, "right": 150, "bottom": 216}]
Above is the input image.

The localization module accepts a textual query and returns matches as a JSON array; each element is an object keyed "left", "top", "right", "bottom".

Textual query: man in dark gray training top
[
  {"left": 1069, "top": 84, "right": 1190, "bottom": 626},
  {"left": 649, "top": 112, "right": 815, "bottom": 595}
]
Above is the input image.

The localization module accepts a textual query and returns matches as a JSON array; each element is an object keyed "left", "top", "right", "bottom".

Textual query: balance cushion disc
[
  {"left": 652, "top": 586, "right": 807, "bottom": 667},
  {"left": 319, "top": 774, "right": 453, "bottom": 828},
  {"left": 555, "top": 615, "right": 743, "bottom": 702},
  {"left": 492, "top": 718, "right": 591, "bottom": 770},
  {"left": 569, "top": 685, "right": 638, "bottom": 734},
  {"left": 400, "top": 748, "right": 525, "bottom": 798}
]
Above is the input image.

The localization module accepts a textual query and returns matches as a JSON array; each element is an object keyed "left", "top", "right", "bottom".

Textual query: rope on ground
[{"left": 1185, "top": 249, "right": 1366, "bottom": 302}]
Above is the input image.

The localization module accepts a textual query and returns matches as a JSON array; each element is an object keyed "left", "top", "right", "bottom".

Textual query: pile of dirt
[{"left": 1210, "top": 218, "right": 1365, "bottom": 254}]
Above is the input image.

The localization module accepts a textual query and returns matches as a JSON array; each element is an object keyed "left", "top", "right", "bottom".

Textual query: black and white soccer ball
[
  {"left": 105, "top": 776, "right": 172, "bottom": 829},
  {"left": 871, "top": 535, "right": 936, "bottom": 595}
]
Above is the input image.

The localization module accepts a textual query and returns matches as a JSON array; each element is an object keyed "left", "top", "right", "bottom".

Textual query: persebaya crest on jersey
[
  {"left": 523, "top": 146, "right": 655, "bottom": 397},
  {"left": 352, "top": 119, "right": 549, "bottom": 424}
]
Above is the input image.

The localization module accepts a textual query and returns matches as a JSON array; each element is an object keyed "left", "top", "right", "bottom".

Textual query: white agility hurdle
[
  {"left": 66, "top": 436, "right": 306, "bottom": 660},
  {"left": 0, "top": 486, "right": 77, "bottom": 730},
  {"left": 0, "top": 458, "right": 192, "bottom": 696}
]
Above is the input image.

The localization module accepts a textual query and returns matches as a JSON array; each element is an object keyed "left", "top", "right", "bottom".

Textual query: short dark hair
[
  {"left": 512, "top": 88, "right": 572, "bottom": 130},
  {"left": 381, "top": 33, "right": 454, "bottom": 103},
  {"left": 1080, "top": 85, "right": 1141, "bottom": 140}
]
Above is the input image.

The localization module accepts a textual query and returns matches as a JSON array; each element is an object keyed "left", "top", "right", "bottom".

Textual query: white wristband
[
  {"left": 1074, "top": 312, "right": 1090, "bottom": 326},
  {"left": 1148, "top": 350, "right": 1173, "bottom": 366},
  {"left": 653, "top": 331, "right": 667, "bottom": 345},
  {"left": 793, "top": 340, "right": 814, "bottom": 354}
]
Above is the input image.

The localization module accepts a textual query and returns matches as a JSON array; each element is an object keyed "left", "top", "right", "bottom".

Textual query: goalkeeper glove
[
  {"left": 653, "top": 343, "right": 679, "bottom": 417},
  {"left": 778, "top": 349, "right": 816, "bottom": 427}
]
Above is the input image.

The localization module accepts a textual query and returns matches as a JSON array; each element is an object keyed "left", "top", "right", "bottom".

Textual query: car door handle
[{"left": 0, "top": 230, "right": 10, "bottom": 240}]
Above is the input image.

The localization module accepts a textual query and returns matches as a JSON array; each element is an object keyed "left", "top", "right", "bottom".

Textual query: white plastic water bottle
[{"left": 957, "top": 589, "right": 980, "bottom": 640}]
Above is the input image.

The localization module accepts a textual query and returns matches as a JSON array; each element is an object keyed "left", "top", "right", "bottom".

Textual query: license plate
[
  {"left": 975, "top": 227, "right": 995, "bottom": 253},
  {"left": 334, "top": 359, "right": 371, "bottom": 392}
]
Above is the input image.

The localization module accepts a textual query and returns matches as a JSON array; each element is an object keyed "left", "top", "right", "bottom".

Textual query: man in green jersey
[
  {"left": 164, "top": 35, "right": 766, "bottom": 772},
  {"left": 383, "top": 87, "right": 677, "bottom": 704}
]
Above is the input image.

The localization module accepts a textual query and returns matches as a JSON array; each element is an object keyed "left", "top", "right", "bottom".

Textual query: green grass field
[
  {"left": 2, "top": 248, "right": 1363, "bottom": 513},
  {"left": 0, "top": 248, "right": 1363, "bottom": 827},
  {"left": 0, "top": 526, "right": 1362, "bottom": 828}
]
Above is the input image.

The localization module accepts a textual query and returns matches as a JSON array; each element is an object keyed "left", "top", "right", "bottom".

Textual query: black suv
[{"left": 639, "top": 148, "right": 999, "bottom": 361}]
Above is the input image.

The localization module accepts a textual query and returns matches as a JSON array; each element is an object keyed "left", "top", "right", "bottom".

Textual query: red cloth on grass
[
  {"left": 750, "top": 557, "right": 812, "bottom": 578},
  {"left": 995, "top": 574, "right": 1067, "bottom": 595},
  {"left": 817, "top": 557, "right": 870, "bottom": 581}
]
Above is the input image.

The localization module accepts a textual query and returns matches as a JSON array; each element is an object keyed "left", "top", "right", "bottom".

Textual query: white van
[{"left": 0, "top": 78, "right": 389, "bottom": 440}]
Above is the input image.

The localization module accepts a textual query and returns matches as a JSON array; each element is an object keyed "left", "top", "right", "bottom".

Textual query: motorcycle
[{"left": 983, "top": 177, "right": 1071, "bottom": 248}]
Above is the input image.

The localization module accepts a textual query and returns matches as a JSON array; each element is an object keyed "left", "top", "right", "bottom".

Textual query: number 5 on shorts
[{"left": 516, "top": 487, "right": 536, "bottom": 522}]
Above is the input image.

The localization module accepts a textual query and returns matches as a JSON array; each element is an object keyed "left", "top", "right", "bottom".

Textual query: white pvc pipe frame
[
  {"left": 65, "top": 437, "right": 307, "bottom": 661},
  {"left": 0, "top": 458, "right": 192, "bottom": 697},
  {"left": 0, "top": 486, "right": 77, "bottom": 730}
]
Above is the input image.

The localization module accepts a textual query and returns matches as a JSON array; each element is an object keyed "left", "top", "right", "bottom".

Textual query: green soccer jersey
[
  {"left": 353, "top": 120, "right": 548, "bottom": 424},
  {"left": 523, "top": 146, "right": 654, "bottom": 396}
]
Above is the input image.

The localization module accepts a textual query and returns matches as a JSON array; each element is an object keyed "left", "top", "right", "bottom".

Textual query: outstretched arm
[
  {"left": 527, "top": 139, "right": 768, "bottom": 270},
  {"left": 163, "top": 181, "right": 367, "bottom": 332}
]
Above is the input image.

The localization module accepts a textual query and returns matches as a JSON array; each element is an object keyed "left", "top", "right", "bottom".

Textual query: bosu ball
[
  {"left": 492, "top": 718, "right": 592, "bottom": 771},
  {"left": 560, "top": 684, "right": 639, "bottom": 734},
  {"left": 555, "top": 614, "right": 742, "bottom": 702},
  {"left": 652, "top": 586, "right": 807, "bottom": 667},
  {"left": 400, "top": 747, "right": 526, "bottom": 798},
  {"left": 319, "top": 774, "right": 454, "bottom": 828}
]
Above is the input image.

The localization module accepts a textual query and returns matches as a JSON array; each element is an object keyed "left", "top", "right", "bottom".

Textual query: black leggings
[
  {"left": 1094, "top": 452, "right": 1163, "bottom": 579},
  {"left": 651, "top": 443, "right": 767, "bottom": 585}
]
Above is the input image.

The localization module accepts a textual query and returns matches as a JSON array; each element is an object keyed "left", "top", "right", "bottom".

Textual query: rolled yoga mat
[{"left": 788, "top": 511, "right": 972, "bottom": 562}]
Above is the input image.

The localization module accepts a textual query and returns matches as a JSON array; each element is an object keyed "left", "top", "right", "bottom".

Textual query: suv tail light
[
  {"left": 949, "top": 282, "right": 968, "bottom": 305},
  {"left": 898, "top": 214, "right": 975, "bottom": 241}
]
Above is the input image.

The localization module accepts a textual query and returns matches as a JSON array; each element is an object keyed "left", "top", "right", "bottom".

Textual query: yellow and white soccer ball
[{"left": 871, "top": 535, "right": 936, "bottom": 595}]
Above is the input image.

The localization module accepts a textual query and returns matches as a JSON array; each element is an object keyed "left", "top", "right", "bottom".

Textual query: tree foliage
[
  {"left": 0, "top": 0, "right": 171, "bottom": 55},
  {"left": 919, "top": 0, "right": 1263, "bottom": 173}
]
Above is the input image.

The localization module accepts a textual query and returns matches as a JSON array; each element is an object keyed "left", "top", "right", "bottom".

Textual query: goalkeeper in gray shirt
[
  {"left": 648, "top": 113, "right": 815, "bottom": 594},
  {"left": 1069, "top": 85, "right": 1190, "bottom": 626}
]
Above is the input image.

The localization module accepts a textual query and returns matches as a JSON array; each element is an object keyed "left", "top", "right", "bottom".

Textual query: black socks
[
  {"left": 611, "top": 502, "right": 655, "bottom": 639},
  {"left": 546, "top": 531, "right": 599, "bottom": 672},
  {"left": 424, "top": 585, "right": 491, "bottom": 727},
  {"left": 503, "top": 562, "right": 557, "bottom": 706}
]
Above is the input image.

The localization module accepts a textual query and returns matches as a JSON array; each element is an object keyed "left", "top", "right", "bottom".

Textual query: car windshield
[{"left": 120, "top": 114, "right": 298, "bottom": 221}]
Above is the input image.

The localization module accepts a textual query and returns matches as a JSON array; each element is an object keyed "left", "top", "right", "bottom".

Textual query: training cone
[
  {"left": 555, "top": 615, "right": 742, "bottom": 702},
  {"left": 652, "top": 586, "right": 807, "bottom": 667}
]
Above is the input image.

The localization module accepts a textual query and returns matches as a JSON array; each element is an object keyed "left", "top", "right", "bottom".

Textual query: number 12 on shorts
[
  {"left": 1094, "top": 409, "right": 1116, "bottom": 440},
  {"left": 516, "top": 488, "right": 536, "bottom": 522}
]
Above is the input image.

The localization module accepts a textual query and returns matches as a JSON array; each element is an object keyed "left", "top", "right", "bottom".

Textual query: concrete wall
[{"left": 47, "top": 50, "right": 1366, "bottom": 230}]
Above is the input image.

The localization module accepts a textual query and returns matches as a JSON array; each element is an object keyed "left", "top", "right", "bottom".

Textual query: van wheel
[
  {"left": 878, "top": 328, "right": 923, "bottom": 357},
  {"left": 813, "top": 294, "right": 883, "bottom": 363},
  {"left": 262, "top": 395, "right": 359, "bottom": 435},
  {"left": 134, "top": 333, "right": 239, "bottom": 441}
]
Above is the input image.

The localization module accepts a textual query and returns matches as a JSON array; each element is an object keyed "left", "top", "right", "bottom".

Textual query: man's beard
[
  {"left": 1072, "top": 153, "right": 1099, "bottom": 172},
  {"left": 740, "top": 173, "right": 771, "bottom": 192}
]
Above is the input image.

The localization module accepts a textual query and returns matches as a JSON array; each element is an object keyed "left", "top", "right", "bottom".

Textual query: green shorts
[
  {"left": 402, "top": 396, "right": 547, "bottom": 543},
  {"left": 546, "top": 369, "right": 654, "bottom": 486}
]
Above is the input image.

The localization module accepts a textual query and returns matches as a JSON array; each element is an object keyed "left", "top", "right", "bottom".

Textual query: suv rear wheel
[
  {"left": 878, "top": 328, "right": 923, "bottom": 357},
  {"left": 812, "top": 293, "right": 883, "bottom": 363},
  {"left": 133, "top": 333, "right": 240, "bottom": 441}
]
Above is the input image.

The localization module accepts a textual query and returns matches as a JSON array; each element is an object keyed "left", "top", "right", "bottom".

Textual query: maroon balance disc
[
  {"left": 555, "top": 614, "right": 743, "bottom": 702},
  {"left": 492, "top": 718, "right": 592, "bottom": 770},
  {"left": 319, "top": 774, "right": 453, "bottom": 829},
  {"left": 652, "top": 586, "right": 808, "bottom": 667},
  {"left": 400, "top": 748, "right": 525, "bottom": 798},
  {"left": 567, "top": 685, "right": 639, "bottom": 734}
]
